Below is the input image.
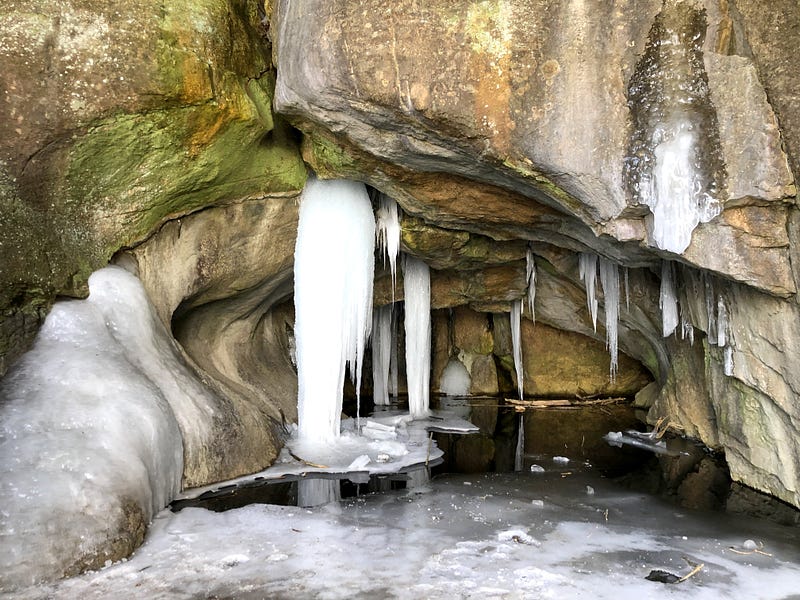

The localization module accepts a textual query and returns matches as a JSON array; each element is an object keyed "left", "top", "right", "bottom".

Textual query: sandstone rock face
[
  {"left": 0, "top": 0, "right": 306, "bottom": 375},
  {"left": 273, "top": 0, "right": 800, "bottom": 508}
]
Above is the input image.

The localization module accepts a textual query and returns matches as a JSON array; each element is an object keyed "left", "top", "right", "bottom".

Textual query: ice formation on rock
[
  {"left": 598, "top": 258, "right": 620, "bottom": 380},
  {"left": 372, "top": 304, "right": 394, "bottom": 406},
  {"left": 439, "top": 359, "right": 471, "bottom": 396},
  {"left": 511, "top": 299, "right": 524, "bottom": 399},
  {"left": 294, "top": 178, "right": 375, "bottom": 442},
  {"left": 403, "top": 255, "right": 431, "bottom": 418},
  {"left": 579, "top": 253, "right": 599, "bottom": 331},
  {"left": 645, "top": 121, "right": 720, "bottom": 253},
  {"left": 375, "top": 193, "right": 401, "bottom": 296},
  {"left": 659, "top": 261, "right": 679, "bottom": 337},
  {"left": 0, "top": 266, "right": 208, "bottom": 587}
]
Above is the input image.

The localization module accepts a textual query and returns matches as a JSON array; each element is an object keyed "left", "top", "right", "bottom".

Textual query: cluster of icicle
[
  {"left": 660, "top": 262, "right": 733, "bottom": 376},
  {"left": 509, "top": 249, "right": 538, "bottom": 400},
  {"left": 372, "top": 194, "right": 401, "bottom": 407},
  {"left": 579, "top": 253, "right": 623, "bottom": 381}
]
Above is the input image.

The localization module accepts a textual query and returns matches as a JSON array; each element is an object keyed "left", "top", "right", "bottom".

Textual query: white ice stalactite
[
  {"left": 526, "top": 248, "right": 537, "bottom": 322},
  {"left": 294, "top": 177, "right": 376, "bottom": 443},
  {"left": 388, "top": 307, "right": 399, "bottom": 397},
  {"left": 598, "top": 258, "right": 620, "bottom": 380},
  {"left": 511, "top": 299, "right": 525, "bottom": 399},
  {"left": 372, "top": 304, "right": 393, "bottom": 406},
  {"left": 681, "top": 313, "right": 695, "bottom": 345},
  {"left": 645, "top": 121, "right": 721, "bottom": 254},
  {"left": 704, "top": 275, "right": 717, "bottom": 343},
  {"left": 403, "top": 255, "right": 431, "bottom": 418},
  {"left": 439, "top": 359, "right": 471, "bottom": 396},
  {"left": 660, "top": 261, "right": 679, "bottom": 337},
  {"left": 579, "top": 253, "right": 599, "bottom": 331},
  {"left": 375, "top": 193, "right": 401, "bottom": 297}
]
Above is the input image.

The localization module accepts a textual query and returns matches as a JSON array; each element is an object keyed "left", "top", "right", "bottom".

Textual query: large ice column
[
  {"left": 579, "top": 253, "right": 599, "bottom": 331},
  {"left": 598, "top": 258, "right": 620, "bottom": 380},
  {"left": 403, "top": 255, "right": 431, "bottom": 418},
  {"left": 660, "top": 261, "right": 679, "bottom": 337},
  {"left": 375, "top": 193, "right": 401, "bottom": 295},
  {"left": 372, "top": 304, "right": 393, "bottom": 406},
  {"left": 294, "top": 177, "right": 376, "bottom": 442},
  {"left": 511, "top": 299, "right": 525, "bottom": 399}
]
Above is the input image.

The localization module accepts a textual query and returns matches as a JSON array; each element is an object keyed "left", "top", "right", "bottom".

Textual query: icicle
[
  {"left": 514, "top": 413, "right": 525, "bottom": 472},
  {"left": 724, "top": 345, "right": 734, "bottom": 376},
  {"left": 511, "top": 299, "right": 524, "bottom": 399},
  {"left": 579, "top": 253, "right": 599, "bottom": 331},
  {"left": 294, "top": 178, "right": 375, "bottom": 443},
  {"left": 681, "top": 313, "right": 695, "bottom": 345},
  {"left": 716, "top": 296, "right": 728, "bottom": 347},
  {"left": 660, "top": 261, "right": 679, "bottom": 337},
  {"left": 388, "top": 308, "right": 399, "bottom": 397},
  {"left": 375, "top": 194, "right": 401, "bottom": 297},
  {"left": 526, "top": 248, "right": 537, "bottom": 322},
  {"left": 598, "top": 258, "right": 620, "bottom": 381},
  {"left": 403, "top": 255, "right": 431, "bottom": 419},
  {"left": 371, "top": 304, "right": 393, "bottom": 406}
]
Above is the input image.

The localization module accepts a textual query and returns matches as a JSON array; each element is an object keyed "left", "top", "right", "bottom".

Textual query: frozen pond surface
[{"left": 10, "top": 463, "right": 800, "bottom": 599}]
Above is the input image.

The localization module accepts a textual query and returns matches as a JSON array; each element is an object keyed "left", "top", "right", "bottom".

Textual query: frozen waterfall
[
  {"left": 644, "top": 121, "right": 721, "bottom": 254},
  {"left": 511, "top": 299, "right": 525, "bottom": 399},
  {"left": 403, "top": 255, "right": 431, "bottom": 418},
  {"left": 294, "top": 178, "right": 376, "bottom": 442}
]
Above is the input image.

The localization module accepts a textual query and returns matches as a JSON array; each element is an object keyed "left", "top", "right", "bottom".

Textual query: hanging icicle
[
  {"left": 403, "top": 255, "right": 431, "bottom": 419},
  {"left": 579, "top": 253, "right": 599, "bottom": 331},
  {"left": 526, "top": 248, "right": 537, "bottom": 323},
  {"left": 598, "top": 258, "right": 620, "bottom": 380},
  {"left": 375, "top": 194, "right": 401, "bottom": 297},
  {"left": 659, "top": 261, "right": 679, "bottom": 337},
  {"left": 624, "top": 267, "right": 630, "bottom": 311},
  {"left": 511, "top": 299, "right": 524, "bottom": 399},
  {"left": 371, "top": 304, "right": 393, "bottom": 406}
]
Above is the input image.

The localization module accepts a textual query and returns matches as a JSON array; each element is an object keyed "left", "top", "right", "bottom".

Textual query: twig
[
  {"left": 677, "top": 558, "right": 704, "bottom": 583},
  {"left": 288, "top": 451, "right": 329, "bottom": 469}
]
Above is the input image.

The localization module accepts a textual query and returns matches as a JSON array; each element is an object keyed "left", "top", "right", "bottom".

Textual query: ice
[
  {"left": 579, "top": 253, "right": 599, "bottom": 331},
  {"left": 624, "top": 267, "right": 630, "bottom": 311},
  {"left": 704, "top": 274, "right": 717, "bottom": 343},
  {"left": 439, "top": 359, "right": 471, "bottom": 396},
  {"left": 294, "top": 177, "right": 375, "bottom": 442},
  {"left": 724, "top": 346, "right": 734, "bottom": 377},
  {"left": 375, "top": 193, "right": 401, "bottom": 296},
  {"left": 716, "top": 296, "right": 728, "bottom": 347},
  {"left": 660, "top": 261, "right": 679, "bottom": 337},
  {"left": 0, "top": 266, "right": 216, "bottom": 587},
  {"left": 598, "top": 257, "right": 620, "bottom": 380},
  {"left": 26, "top": 470, "right": 800, "bottom": 599},
  {"left": 645, "top": 120, "right": 721, "bottom": 254},
  {"left": 510, "top": 299, "right": 524, "bottom": 399},
  {"left": 526, "top": 247, "right": 536, "bottom": 322},
  {"left": 371, "top": 304, "right": 394, "bottom": 406},
  {"left": 681, "top": 312, "right": 695, "bottom": 345},
  {"left": 403, "top": 255, "right": 432, "bottom": 419}
]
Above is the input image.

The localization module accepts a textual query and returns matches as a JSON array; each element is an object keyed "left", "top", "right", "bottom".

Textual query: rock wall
[{"left": 272, "top": 0, "right": 800, "bottom": 508}]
